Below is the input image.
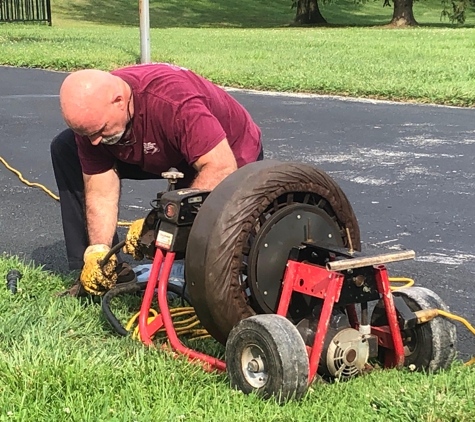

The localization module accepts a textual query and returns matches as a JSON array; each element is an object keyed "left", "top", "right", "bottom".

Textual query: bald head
[{"left": 60, "top": 69, "right": 132, "bottom": 142}]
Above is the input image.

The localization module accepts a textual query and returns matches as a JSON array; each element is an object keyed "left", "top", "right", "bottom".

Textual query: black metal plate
[{"left": 248, "top": 203, "right": 343, "bottom": 314}]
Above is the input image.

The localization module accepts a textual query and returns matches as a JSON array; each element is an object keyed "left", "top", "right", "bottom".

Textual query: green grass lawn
[
  {"left": 49, "top": 0, "right": 475, "bottom": 28},
  {"left": 0, "top": 254, "right": 474, "bottom": 421},
  {"left": 1, "top": 0, "right": 475, "bottom": 419},
  {"left": 1, "top": 0, "right": 475, "bottom": 105}
]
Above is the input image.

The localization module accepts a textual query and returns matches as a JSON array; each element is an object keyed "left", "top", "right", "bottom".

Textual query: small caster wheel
[
  {"left": 225, "top": 314, "right": 309, "bottom": 402},
  {"left": 371, "top": 286, "right": 457, "bottom": 371}
]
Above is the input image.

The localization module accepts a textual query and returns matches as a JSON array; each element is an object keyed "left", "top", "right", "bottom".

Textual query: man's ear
[{"left": 111, "top": 94, "right": 125, "bottom": 109}]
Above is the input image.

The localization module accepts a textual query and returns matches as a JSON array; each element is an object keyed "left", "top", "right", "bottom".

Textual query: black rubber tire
[
  {"left": 186, "top": 160, "right": 360, "bottom": 344},
  {"left": 225, "top": 314, "right": 309, "bottom": 402},
  {"left": 371, "top": 286, "right": 457, "bottom": 371}
]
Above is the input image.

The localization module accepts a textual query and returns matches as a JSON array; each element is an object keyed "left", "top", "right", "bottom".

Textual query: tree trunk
[
  {"left": 294, "top": 0, "right": 327, "bottom": 25},
  {"left": 389, "top": 0, "right": 418, "bottom": 26}
]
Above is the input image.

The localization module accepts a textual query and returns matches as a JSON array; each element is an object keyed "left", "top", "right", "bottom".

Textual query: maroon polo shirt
[{"left": 75, "top": 63, "right": 262, "bottom": 181}]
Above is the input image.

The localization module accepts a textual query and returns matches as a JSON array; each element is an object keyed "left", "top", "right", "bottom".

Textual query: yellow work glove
[
  {"left": 80, "top": 244, "right": 118, "bottom": 295},
  {"left": 123, "top": 218, "right": 145, "bottom": 260}
]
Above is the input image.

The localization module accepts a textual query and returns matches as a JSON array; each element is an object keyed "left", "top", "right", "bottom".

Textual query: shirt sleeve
[
  {"left": 75, "top": 133, "right": 116, "bottom": 175},
  {"left": 173, "top": 98, "right": 227, "bottom": 165}
]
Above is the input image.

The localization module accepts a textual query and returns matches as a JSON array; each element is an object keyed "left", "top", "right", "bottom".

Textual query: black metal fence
[{"left": 0, "top": 0, "right": 51, "bottom": 25}]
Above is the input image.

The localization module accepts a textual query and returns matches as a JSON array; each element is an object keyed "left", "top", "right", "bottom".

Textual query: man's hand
[
  {"left": 80, "top": 244, "right": 118, "bottom": 295},
  {"left": 123, "top": 218, "right": 145, "bottom": 260}
]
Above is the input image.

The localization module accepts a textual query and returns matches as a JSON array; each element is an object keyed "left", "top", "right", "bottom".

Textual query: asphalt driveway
[{"left": 1, "top": 65, "right": 474, "bottom": 358}]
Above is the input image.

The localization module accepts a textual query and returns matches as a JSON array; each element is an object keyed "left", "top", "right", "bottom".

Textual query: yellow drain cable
[
  {"left": 0, "top": 155, "right": 131, "bottom": 226},
  {"left": 1, "top": 156, "right": 473, "bottom": 362},
  {"left": 125, "top": 307, "right": 210, "bottom": 341},
  {"left": 429, "top": 309, "right": 475, "bottom": 366},
  {"left": 389, "top": 277, "right": 475, "bottom": 366},
  {"left": 388, "top": 277, "right": 415, "bottom": 290},
  {"left": 1, "top": 155, "right": 60, "bottom": 200}
]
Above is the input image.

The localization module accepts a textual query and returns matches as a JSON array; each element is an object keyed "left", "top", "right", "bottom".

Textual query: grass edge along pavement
[
  {"left": 1, "top": 255, "right": 475, "bottom": 420},
  {"left": 1, "top": 24, "right": 475, "bottom": 106}
]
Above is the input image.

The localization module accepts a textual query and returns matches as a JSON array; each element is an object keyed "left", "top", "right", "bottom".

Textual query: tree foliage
[{"left": 441, "top": 0, "right": 472, "bottom": 23}]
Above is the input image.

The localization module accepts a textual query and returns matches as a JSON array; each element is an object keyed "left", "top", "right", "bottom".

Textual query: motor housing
[{"left": 296, "top": 308, "right": 378, "bottom": 380}]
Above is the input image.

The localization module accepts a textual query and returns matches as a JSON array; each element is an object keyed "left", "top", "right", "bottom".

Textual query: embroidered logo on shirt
[{"left": 144, "top": 142, "right": 160, "bottom": 155}]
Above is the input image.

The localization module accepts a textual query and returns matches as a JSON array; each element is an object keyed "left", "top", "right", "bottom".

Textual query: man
[{"left": 51, "top": 63, "right": 262, "bottom": 295}]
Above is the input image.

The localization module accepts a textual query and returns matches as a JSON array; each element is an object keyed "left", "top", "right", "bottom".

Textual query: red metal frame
[
  {"left": 277, "top": 260, "right": 405, "bottom": 382},
  {"left": 138, "top": 248, "right": 226, "bottom": 372},
  {"left": 373, "top": 265, "right": 405, "bottom": 369},
  {"left": 138, "top": 248, "right": 405, "bottom": 382},
  {"left": 276, "top": 260, "right": 344, "bottom": 382}
]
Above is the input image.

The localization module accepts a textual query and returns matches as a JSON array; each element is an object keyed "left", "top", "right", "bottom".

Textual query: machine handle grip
[{"left": 326, "top": 250, "right": 415, "bottom": 272}]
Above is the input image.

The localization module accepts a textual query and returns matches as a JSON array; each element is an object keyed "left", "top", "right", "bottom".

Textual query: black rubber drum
[{"left": 186, "top": 160, "right": 361, "bottom": 344}]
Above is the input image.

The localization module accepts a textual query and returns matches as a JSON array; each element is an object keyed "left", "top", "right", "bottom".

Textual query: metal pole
[
  {"left": 326, "top": 250, "right": 415, "bottom": 272},
  {"left": 139, "top": 0, "right": 151, "bottom": 64}
]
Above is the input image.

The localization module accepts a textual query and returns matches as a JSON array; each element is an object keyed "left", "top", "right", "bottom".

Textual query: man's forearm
[
  {"left": 191, "top": 163, "right": 237, "bottom": 190},
  {"left": 84, "top": 170, "right": 120, "bottom": 247},
  {"left": 191, "top": 138, "right": 238, "bottom": 190}
]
